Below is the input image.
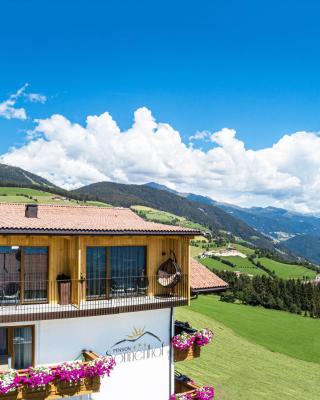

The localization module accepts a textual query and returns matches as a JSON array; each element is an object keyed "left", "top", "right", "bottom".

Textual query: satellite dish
[{"left": 157, "top": 251, "right": 182, "bottom": 288}]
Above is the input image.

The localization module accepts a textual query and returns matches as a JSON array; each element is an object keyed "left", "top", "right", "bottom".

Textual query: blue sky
[
  {"left": 1, "top": 0, "right": 320, "bottom": 149},
  {"left": 1, "top": 0, "right": 320, "bottom": 211}
]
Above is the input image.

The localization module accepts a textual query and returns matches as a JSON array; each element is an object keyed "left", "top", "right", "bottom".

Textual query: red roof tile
[
  {"left": 190, "top": 258, "right": 228, "bottom": 292},
  {"left": 0, "top": 203, "right": 199, "bottom": 235}
]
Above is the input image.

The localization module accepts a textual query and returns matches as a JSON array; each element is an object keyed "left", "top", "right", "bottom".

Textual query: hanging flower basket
[
  {"left": 172, "top": 326, "right": 214, "bottom": 362},
  {"left": 174, "top": 343, "right": 201, "bottom": 362}
]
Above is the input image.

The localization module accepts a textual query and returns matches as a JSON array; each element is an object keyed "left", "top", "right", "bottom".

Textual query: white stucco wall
[{"left": 33, "top": 309, "right": 174, "bottom": 400}]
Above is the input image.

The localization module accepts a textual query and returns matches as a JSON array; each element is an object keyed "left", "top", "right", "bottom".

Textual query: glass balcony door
[
  {"left": 0, "top": 246, "right": 48, "bottom": 305},
  {"left": 86, "top": 246, "right": 147, "bottom": 299},
  {"left": 86, "top": 247, "right": 107, "bottom": 298},
  {"left": 0, "top": 326, "right": 34, "bottom": 370},
  {"left": 13, "top": 326, "right": 33, "bottom": 369},
  {"left": 110, "top": 246, "right": 146, "bottom": 297},
  {"left": 23, "top": 247, "right": 48, "bottom": 303},
  {"left": 0, "top": 247, "right": 21, "bottom": 306},
  {"left": 0, "top": 327, "right": 9, "bottom": 370}
]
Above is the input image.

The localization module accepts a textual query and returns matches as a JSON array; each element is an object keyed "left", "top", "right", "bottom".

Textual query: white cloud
[
  {"left": 0, "top": 84, "right": 28, "bottom": 120},
  {"left": 0, "top": 84, "right": 47, "bottom": 120},
  {"left": 1, "top": 107, "right": 320, "bottom": 212},
  {"left": 25, "top": 93, "right": 47, "bottom": 104},
  {"left": 189, "top": 130, "right": 210, "bottom": 141}
]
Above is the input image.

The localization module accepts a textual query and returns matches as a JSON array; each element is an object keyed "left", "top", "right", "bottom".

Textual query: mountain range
[
  {"left": 0, "top": 162, "right": 319, "bottom": 263},
  {"left": 145, "top": 182, "right": 320, "bottom": 264}
]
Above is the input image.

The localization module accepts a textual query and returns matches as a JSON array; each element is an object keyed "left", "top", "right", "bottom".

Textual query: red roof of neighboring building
[
  {"left": 0, "top": 203, "right": 200, "bottom": 235},
  {"left": 190, "top": 257, "right": 228, "bottom": 292}
]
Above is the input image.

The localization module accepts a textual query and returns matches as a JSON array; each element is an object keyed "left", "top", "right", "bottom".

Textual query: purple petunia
[
  {"left": 169, "top": 386, "right": 215, "bottom": 399},
  {"left": 0, "top": 356, "right": 116, "bottom": 394},
  {"left": 172, "top": 327, "right": 214, "bottom": 351}
]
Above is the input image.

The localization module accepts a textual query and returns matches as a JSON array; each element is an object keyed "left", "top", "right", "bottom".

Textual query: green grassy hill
[
  {"left": 258, "top": 257, "right": 317, "bottom": 280},
  {"left": 131, "top": 205, "right": 208, "bottom": 232},
  {"left": 176, "top": 296, "right": 319, "bottom": 400},
  {"left": 194, "top": 240, "right": 317, "bottom": 279},
  {"left": 0, "top": 187, "right": 110, "bottom": 207},
  {"left": 201, "top": 256, "right": 268, "bottom": 277}
]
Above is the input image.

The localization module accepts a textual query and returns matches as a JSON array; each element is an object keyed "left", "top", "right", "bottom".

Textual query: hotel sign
[{"left": 106, "top": 327, "right": 167, "bottom": 363}]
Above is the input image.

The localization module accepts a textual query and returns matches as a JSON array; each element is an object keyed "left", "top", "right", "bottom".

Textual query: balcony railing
[{"left": 0, "top": 275, "right": 188, "bottom": 323}]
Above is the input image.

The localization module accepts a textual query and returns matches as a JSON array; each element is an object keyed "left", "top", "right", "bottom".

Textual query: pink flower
[
  {"left": 0, "top": 356, "right": 116, "bottom": 393},
  {"left": 170, "top": 386, "right": 215, "bottom": 400},
  {"left": 172, "top": 327, "right": 214, "bottom": 351}
]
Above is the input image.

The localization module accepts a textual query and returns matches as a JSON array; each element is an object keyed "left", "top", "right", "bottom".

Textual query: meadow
[
  {"left": 131, "top": 205, "right": 208, "bottom": 232},
  {"left": 0, "top": 187, "right": 109, "bottom": 207},
  {"left": 201, "top": 256, "right": 268, "bottom": 277},
  {"left": 176, "top": 296, "right": 319, "bottom": 400},
  {"left": 258, "top": 257, "right": 317, "bottom": 280}
]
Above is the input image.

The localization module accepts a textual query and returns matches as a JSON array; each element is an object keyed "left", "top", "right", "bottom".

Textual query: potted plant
[{"left": 57, "top": 274, "right": 71, "bottom": 305}]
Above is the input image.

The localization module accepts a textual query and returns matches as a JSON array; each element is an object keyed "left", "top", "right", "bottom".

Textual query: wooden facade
[{"left": 0, "top": 234, "right": 191, "bottom": 306}]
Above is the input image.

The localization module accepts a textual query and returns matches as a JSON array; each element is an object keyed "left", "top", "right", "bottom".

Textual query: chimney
[{"left": 25, "top": 204, "right": 38, "bottom": 218}]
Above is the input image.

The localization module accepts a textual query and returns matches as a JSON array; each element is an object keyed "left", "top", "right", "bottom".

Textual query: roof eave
[
  {"left": 191, "top": 285, "right": 229, "bottom": 294},
  {"left": 0, "top": 228, "right": 200, "bottom": 236}
]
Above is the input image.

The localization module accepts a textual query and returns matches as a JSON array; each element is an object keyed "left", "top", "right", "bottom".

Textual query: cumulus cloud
[
  {"left": 0, "top": 84, "right": 46, "bottom": 120},
  {"left": 1, "top": 107, "right": 320, "bottom": 212}
]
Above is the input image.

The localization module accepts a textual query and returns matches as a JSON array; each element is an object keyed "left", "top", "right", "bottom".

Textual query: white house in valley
[{"left": 0, "top": 203, "right": 203, "bottom": 400}]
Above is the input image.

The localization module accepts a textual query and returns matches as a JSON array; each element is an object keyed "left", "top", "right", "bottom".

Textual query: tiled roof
[
  {"left": 0, "top": 203, "right": 200, "bottom": 235},
  {"left": 190, "top": 257, "right": 228, "bottom": 292}
]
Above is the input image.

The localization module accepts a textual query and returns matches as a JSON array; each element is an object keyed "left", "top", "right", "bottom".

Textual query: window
[
  {"left": 86, "top": 247, "right": 107, "bottom": 298},
  {"left": 0, "top": 246, "right": 21, "bottom": 283},
  {"left": 24, "top": 247, "right": 48, "bottom": 302},
  {"left": 85, "top": 246, "right": 147, "bottom": 298},
  {"left": 0, "top": 246, "right": 48, "bottom": 304},
  {"left": 0, "top": 247, "right": 21, "bottom": 305},
  {"left": 0, "top": 328, "right": 8, "bottom": 356},
  {"left": 110, "top": 246, "right": 146, "bottom": 295},
  {"left": 0, "top": 326, "right": 34, "bottom": 370}
]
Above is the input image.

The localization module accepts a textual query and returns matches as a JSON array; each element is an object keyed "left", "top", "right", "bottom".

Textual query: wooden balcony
[
  {"left": 0, "top": 275, "right": 189, "bottom": 323},
  {"left": 0, "top": 352, "right": 101, "bottom": 400}
]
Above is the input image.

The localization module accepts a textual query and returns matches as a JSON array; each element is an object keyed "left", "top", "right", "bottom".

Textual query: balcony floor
[{"left": 0, "top": 294, "right": 188, "bottom": 323}]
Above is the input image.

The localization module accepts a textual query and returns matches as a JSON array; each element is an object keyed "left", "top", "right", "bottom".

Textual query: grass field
[
  {"left": 233, "top": 243, "right": 255, "bottom": 256},
  {"left": 0, "top": 187, "right": 110, "bottom": 207},
  {"left": 201, "top": 256, "right": 268, "bottom": 277},
  {"left": 225, "top": 256, "right": 269, "bottom": 276},
  {"left": 176, "top": 296, "right": 319, "bottom": 400},
  {"left": 196, "top": 245, "right": 316, "bottom": 279},
  {"left": 258, "top": 257, "right": 317, "bottom": 280},
  {"left": 131, "top": 205, "right": 208, "bottom": 232}
]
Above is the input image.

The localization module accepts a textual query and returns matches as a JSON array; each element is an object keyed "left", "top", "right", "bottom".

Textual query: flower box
[
  {"left": 172, "top": 323, "right": 214, "bottom": 362},
  {"left": 173, "top": 374, "right": 215, "bottom": 399},
  {"left": 0, "top": 353, "right": 113, "bottom": 399},
  {"left": 56, "top": 376, "right": 100, "bottom": 396},
  {"left": 0, "top": 392, "right": 18, "bottom": 400},
  {"left": 174, "top": 343, "right": 201, "bottom": 362},
  {"left": 20, "top": 386, "right": 52, "bottom": 399}
]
